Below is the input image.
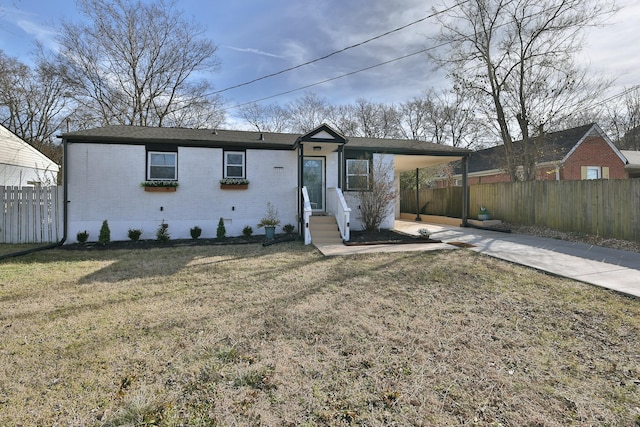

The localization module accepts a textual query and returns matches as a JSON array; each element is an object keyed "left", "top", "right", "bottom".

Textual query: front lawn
[{"left": 1, "top": 243, "right": 639, "bottom": 425}]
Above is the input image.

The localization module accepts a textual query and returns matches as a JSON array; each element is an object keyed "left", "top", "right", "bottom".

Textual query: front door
[{"left": 303, "top": 157, "right": 325, "bottom": 212}]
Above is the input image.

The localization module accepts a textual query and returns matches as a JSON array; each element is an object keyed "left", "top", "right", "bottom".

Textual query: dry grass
[{"left": 1, "top": 242, "right": 639, "bottom": 426}]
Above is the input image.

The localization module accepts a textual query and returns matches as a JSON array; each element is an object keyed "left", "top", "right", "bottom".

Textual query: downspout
[
  {"left": 338, "top": 144, "right": 343, "bottom": 189},
  {"left": 298, "top": 143, "right": 303, "bottom": 238},
  {"left": 415, "top": 168, "right": 421, "bottom": 221},
  {"left": 0, "top": 137, "right": 68, "bottom": 261},
  {"left": 461, "top": 155, "right": 469, "bottom": 227}
]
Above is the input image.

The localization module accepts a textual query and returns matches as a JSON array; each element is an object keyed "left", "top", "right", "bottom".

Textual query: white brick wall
[
  {"left": 66, "top": 144, "right": 398, "bottom": 242},
  {"left": 344, "top": 153, "right": 395, "bottom": 231},
  {"left": 67, "top": 143, "right": 300, "bottom": 242}
]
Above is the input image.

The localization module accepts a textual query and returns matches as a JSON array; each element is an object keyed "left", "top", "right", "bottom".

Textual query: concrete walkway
[{"left": 316, "top": 220, "right": 640, "bottom": 298}]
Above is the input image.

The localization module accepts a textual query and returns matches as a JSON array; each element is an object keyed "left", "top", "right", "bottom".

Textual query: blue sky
[{"left": 1, "top": 0, "right": 638, "bottom": 126}]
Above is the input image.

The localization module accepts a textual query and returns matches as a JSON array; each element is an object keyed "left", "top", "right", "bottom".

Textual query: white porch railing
[
  {"left": 301, "top": 186, "right": 313, "bottom": 245},
  {"left": 327, "top": 187, "right": 351, "bottom": 241}
]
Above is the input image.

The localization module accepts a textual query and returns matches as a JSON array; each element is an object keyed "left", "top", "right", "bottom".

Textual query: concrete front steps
[{"left": 309, "top": 215, "right": 344, "bottom": 246}]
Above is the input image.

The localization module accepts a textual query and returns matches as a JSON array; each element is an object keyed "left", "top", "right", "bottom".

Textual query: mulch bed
[
  {"left": 59, "top": 230, "right": 443, "bottom": 251},
  {"left": 346, "top": 230, "right": 442, "bottom": 246},
  {"left": 59, "top": 235, "right": 295, "bottom": 251}
]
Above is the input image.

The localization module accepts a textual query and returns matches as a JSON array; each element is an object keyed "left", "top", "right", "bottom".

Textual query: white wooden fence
[{"left": 0, "top": 186, "right": 63, "bottom": 244}]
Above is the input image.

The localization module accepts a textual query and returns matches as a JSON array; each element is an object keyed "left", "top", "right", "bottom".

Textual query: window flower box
[
  {"left": 220, "top": 178, "right": 249, "bottom": 189},
  {"left": 141, "top": 181, "right": 178, "bottom": 192}
]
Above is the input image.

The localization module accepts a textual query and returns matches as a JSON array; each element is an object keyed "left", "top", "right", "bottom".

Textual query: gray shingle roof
[
  {"left": 466, "top": 123, "right": 597, "bottom": 173},
  {"left": 60, "top": 125, "right": 470, "bottom": 156}
]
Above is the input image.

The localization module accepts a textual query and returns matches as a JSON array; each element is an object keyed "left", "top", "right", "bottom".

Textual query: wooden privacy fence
[
  {"left": 0, "top": 186, "right": 62, "bottom": 244},
  {"left": 401, "top": 180, "right": 640, "bottom": 242}
]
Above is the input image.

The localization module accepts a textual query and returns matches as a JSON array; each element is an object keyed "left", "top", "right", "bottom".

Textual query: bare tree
[
  {"left": 432, "top": 0, "right": 615, "bottom": 181},
  {"left": 285, "top": 92, "right": 329, "bottom": 133},
  {"left": 0, "top": 50, "right": 71, "bottom": 150},
  {"left": 54, "top": 0, "right": 223, "bottom": 129},
  {"left": 604, "top": 87, "right": 640, "bottom": 150},
  {"left": 324, "top": 98, "right": 402, "bottom": 138},
  {"left": 238, "top": 102, "right": 289, "bottom": 132},
  {"left": 355, "top": 155, "right": 396, "bottom": 231},
  {"left": 398, "top": 89, "right": 483, "bottom": 148}
]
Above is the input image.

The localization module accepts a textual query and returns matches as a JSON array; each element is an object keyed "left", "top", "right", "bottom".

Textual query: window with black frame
[
  {"left": 346, "top": 158, "right": 371, "bottom": 191},
  {"left": 147, "top": 151, "right": 177, "bottom": 180},
  {"left": 224, "top": 151, "right": 246, "bottom": 178}
]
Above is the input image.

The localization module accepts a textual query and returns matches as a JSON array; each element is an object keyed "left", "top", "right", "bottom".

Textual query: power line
[
  {"left": 224, "top": 48, "right": 433, "bottom": 111},
  {"left": 210, "top": 0, "right": 470, "bottom": 96},
  {"left": 215, "top": 1, "right": 635, "bottom": 114},
  {"left": 591, "top": 85, "right": 640, "bottom": 108}
]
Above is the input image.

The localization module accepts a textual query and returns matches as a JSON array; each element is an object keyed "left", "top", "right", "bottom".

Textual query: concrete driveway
[{"left": 318, "top": 220, "right": 640, "bottom": 298}]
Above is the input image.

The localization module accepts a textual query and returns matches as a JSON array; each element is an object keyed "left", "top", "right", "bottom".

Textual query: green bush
[
  {"left": 127, "top": 228, "right": 142, "bottom": 241},
  {"left": 190, "top": 226, "right": 202, "bottom": 239},
  {"left": 242, "top": 225, "right": 253, "bottom": 237},
  {"left": 76, "top": 230, "right": 89, "bottom": 243},
  {"left": 283, "top": 224, "right": 295, "bottom": 235},
  {"left": 98, "top": 220, "right": 110, "bottom": 245},
  {"left": 216, "top": 218, "right": 226, "bottom": 240},
  {"left": 156, "top": 221, "right": 170, "bottom": 242}
]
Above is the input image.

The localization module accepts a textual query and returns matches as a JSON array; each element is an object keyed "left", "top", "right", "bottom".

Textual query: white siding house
[
  {"left": 61, "top": 124, "right": 469, "bottom": 243},
  {"left": 0, "top": 124, "right": 59, "bottom": 186}
]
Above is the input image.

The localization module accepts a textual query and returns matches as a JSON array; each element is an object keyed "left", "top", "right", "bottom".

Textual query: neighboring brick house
[
  {"left": 445, "top": 123, "right": 629, "bottom": 186},
  {"left": 622, "top": 150, "right": 640, "bottom": 178}
]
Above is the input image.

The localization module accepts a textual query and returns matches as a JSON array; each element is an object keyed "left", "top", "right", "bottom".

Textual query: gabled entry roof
[{"left": 296, "top": 124, "right": 347, "bottom": 145}]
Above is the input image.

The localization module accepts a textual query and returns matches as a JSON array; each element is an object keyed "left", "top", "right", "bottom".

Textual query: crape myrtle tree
[
  {"left": 55, "top": 0, "right": 224, "bottom": 129},
  {"left": 432, "top": 0, "right": 615, "bottom": 181},
  {"left": 355, "top": 155, "right": 396, "bottom": 232}
]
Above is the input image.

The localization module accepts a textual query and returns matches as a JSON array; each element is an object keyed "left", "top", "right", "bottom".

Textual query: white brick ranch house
[{"left": 60, "top": 124, "right": 469, "bottom": 244}]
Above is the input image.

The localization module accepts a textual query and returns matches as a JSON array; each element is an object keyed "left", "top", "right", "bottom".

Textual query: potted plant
[
  {"left": 219, "top": 178, "right": 249, "bottom": 189},
  {"left": 257, "top": 202, "right": 280, "bottom": 240},
  {"left": 141, "top": 180, "right": 179, "bottom": 192},
  {"left": 478, "top": 206, "right": 491, "bottom": 221}
]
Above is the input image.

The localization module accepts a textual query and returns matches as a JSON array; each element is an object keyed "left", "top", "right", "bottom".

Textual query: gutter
[{"left": 0, "top": 137, "right": 68, "bottom": 261}]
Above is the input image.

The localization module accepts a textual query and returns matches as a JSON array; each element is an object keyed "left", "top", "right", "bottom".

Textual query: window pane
[
  {"left": 224, "top": 151, "right": 245, "bottom": 178},
  {"left": 150, "top": 166, "right": 176, "bottom": 179},
  {"left": 148, "top": 152, "right": 177, "bottom": 180},
  {"left": 227, "top": 153, "right": 243, "bottom": 165},
  {"left": 587, "top": 167, "right": 601, "bottom": 180},
  {"left": 347, "top": 159, "right": 369, "bottom": 175},
  {"left": 151, "top": 153, "right": 175, "bottom": 167},
  {"left": 348, "top": 176, "right": 369, "bottom": 190},
  {"left": 346, "top": 159, "right": 370, "bottom": 190},
  {"left": 226, "top": 165, "right": 244, "bottom": 178}
]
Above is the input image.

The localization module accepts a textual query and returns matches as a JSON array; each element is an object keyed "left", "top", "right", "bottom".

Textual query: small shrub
[
  {"left": 283, "top": 223, "right": 295, "bottom": 235},
  {"left": 76, "top": 230, "right": 89, "bottom": 243},
  {"left": 127, "top": 228, "right": 142, "bottom": 241},
  {"left": 242, "top": 225, "right": 253, "bottom": 237},
  {"left": 190, "top": 225, "right": 202, "bottom": 239},
  {"left": 417, "top": 228, "right": 431, "bottom": 239},
  {"left": 156, "top": 221, "right": 170, "bottom": 242},
  {"left": 98, "top": 220, "right": 110, "bottom": 245},
  {"left": 216, "top": 218, "right": 226, "bottom": 240}
]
